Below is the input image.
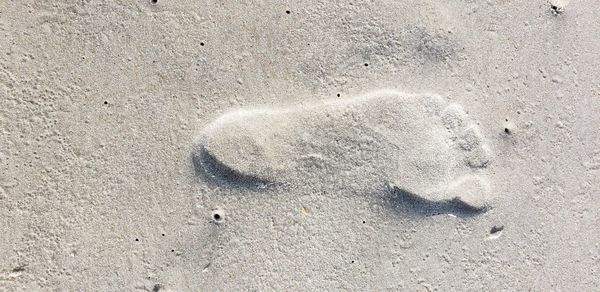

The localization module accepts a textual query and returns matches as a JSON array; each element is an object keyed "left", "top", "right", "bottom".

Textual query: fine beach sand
[{"left": 1, "top": 0, "right": 600, "bottom": 291}]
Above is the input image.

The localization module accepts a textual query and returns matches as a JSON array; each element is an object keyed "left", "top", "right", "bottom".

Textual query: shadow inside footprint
[
  {"left": 386, "top": 185, "right": 486, "bottom": 218},
  {"left": 192, "top": 146, "right": 274, "bottom": 190}
]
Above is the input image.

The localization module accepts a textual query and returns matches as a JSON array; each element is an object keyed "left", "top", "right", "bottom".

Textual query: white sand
[{"left": 1, "top": 0, "right": 599, "bottom": 290}]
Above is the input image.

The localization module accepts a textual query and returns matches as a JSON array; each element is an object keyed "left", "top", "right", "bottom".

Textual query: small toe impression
[
  {"left": 441, "top": 104, "right": 468, "bottom": 132},
  {"left": 458, "top": 126, "right": 491, "bottom": 168}
]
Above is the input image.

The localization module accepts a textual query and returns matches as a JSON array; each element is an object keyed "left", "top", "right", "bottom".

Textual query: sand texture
[{"left": 1, "top": 0, "right": 600, "bottom": 291}]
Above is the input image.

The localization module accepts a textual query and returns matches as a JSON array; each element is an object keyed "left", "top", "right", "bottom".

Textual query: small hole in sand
[
  {"left": 549, "top": 1, "right": 566, "bottom": 15},
  {"left": 152, "top": 284, "right": 161, "bottom": 292},
  {"left": 212, "top": 211, "right": 224, "bottom": 223},
  {"left": 104, "top": 101, "right": 108, "bottom": 105},
  {"left": 200, "top": 42, "right": 205, "bottom": 46},
  {"left": 337, "top": 93, "right": 341, "bottom": 97},
  {"left": 490, "top": 225, "right": 504, "bottom": 234},
  {"left": 504, "top": 128, "right": 510, "bottom": 134},
  {"left": 151, "top": 0, "right": 158, "bottom": 3},
  {"left": 135, "top": 238, "right": 139, "bottom": 242},
  {"left": 362, "top": 220, "right": 366, "bottom": 224},
  {"left": 161, "top": 233, "right": 165, "bottom": 236},
  {"left": 364, "top": 63, "right": 369, "bottom": 67},
  {"left": 286, "top": 10, "right": 291, "bottom": 14},
  {"left": 211, "top": 208, "right": 224, "bottom": 223}
]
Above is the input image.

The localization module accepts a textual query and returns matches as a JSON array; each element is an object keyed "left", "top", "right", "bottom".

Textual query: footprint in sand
[{"left": 192, "top": 90, "right": 492, "bottom": 216}]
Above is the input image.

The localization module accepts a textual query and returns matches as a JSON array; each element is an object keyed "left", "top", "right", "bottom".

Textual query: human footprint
[{"left": 193, "top": 90, "right": 492, "bottom": 213}]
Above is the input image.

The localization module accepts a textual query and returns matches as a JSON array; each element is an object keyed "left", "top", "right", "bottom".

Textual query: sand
[{"left": 1, "top": 0, "right": 599, "bottom": 291}]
